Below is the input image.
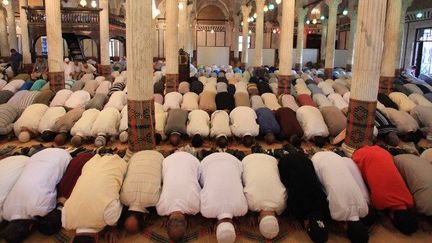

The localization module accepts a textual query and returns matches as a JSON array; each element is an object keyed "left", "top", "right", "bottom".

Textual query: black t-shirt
[{"left": 216, "top": 92, "right": 235, "bottom": 112}]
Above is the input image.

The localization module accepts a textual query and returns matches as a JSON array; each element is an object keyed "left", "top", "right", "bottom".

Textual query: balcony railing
[
  {"left": 109, "top": 14, "right": 126, "bottom": 28},
  {"left": 25, "top": 7, "right": 101, "bottom": 26}
]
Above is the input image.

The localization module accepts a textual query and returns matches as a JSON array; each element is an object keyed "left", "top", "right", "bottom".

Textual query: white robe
[
  {"left": 230, "top": 106, "right": 259, "bottom": 137},
  {"left": 91, "top": 107, "right": 121, "bottom": 137},
  {"left": 71, "top": 109, "right": 101, "bottom": 138},
  {"left": 186, "top": 110, "right": 210, "bottom": 137}
]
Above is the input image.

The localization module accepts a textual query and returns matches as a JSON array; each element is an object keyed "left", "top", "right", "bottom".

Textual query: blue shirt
[{"left": 255, "top": 107, "right": 280, "bottom": 135}]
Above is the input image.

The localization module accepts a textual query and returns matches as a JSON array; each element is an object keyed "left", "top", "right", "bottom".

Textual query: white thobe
[
  {"left": 200, "top": 153, "right": 248, "bottom": 220},
  {"left": 181, "top": 92, "right": 199, "bottom": 111},
  {"left": 187, "top": 110, "right": 210, "bottom": 137},
  {"left": 50, "top": 89, "right": 73, "bottom": 107},
  {"left": 328, "top": 93, "right": 349, "bottom": 110},
  {"left": 210, "top": 110, "right": 232, "bottom": 138},
  {"left": 296, "top": 106, "right": 329, "bottom": 139},
  {"left": 38, "top": 107, "right": 67, "bottom": 133},
  {"left": 104, "top": 91, "right": 127, "bottom": 111},
  {"left": 230, "top": 107, "right": 259, "bottom": 137},
  {"left": 262, "top": 93, "right": 281, "bottom": 111},
  {"left": 163, "top": 92, "right": 183, "bottom": 111},
  {"left": 65, "top": 90, "right": 91, "bottom": 109}
]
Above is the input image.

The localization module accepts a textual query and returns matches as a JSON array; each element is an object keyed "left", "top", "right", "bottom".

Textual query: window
[
  {"left": 41, "top": 37, "right": 48, "bottom": 56},
  {"left": 238, "top": 36, "right": 250, "bottom": 51}
]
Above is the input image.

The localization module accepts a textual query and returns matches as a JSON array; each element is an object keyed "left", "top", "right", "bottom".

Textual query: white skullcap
[
  {"left": 64, "top": 58, "right": 70, "bottom": 62},
  {"left": 216, "top": 222, "right": 236, "bottom": 243},
  {"left": 259, "top": 215, "right": 279, "bottom": 239}
]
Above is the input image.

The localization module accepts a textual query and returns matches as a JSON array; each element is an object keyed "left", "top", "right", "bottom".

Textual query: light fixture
[
  {"left": 272, "top": 29, "right": 276, "bottom": 34},
  {"left": 312, "top": 19, "right": 317, "bottom": 24},
  {"left": 342, "top": 9, "right": 348, "bottom": 16},
  {"left": 253, "top": 13, "right": 257, "bottom": 18},
  {"left": 80, "top": 0, "right": 87, "bottom": 7},
  {"left": 178, "top": 2, "right": 184, "bottom": 9},
  {"left": 210, "top": 29, "right": 215, "bottom": 33},
  {"left": 91, "top": 0, "right": 97, "bottom": 8},
  {"left": 306, "top": 20, "right": 310, "bottom": 24},
  {"left": 320, "top": 15, "right": 325, "bottom": 20},
  {"left": 1, "top": 0, "right": 9, "bottom": 6},
  {"left": 241, "top": 22, "right": 244, "bottom": 26},
  {"left": 249, "top": 30, "right": 252, "bottom": 34},
  {"left": 276, "top": 0, "right": 281, "bottom": 4},
  {"left": 268, "top": 4, "right": 275, "bottom": 10},
  {"left": 264, "top": 5, "right": 268, "bottom": 12},
  {"left": 416, "top": 12, "right": 423, "bottom": 18},
  {"left": 152, "top": 0, "right": 160, "bottom": 19}
]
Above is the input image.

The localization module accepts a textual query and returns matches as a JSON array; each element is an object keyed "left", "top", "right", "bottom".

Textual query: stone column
[
  {"left": 126, "top": 0, "right": 156, "bottom": 155},
  {"left": 99, "top": 0, "right": 111, "bottom": 76},
  {"left": 395, "top": 0, "right": 413, "bottom": 76},
  {"left": 241, "top": 5, "right": 251, "bottom": 68},
  {"left": 324, "top": 0, "right": 341, "bottom": 79},
  {"left": 295, "top": 6, "right": 307, "bottom": 70},
  {"left": 45, "top": 0, "right": 64, "bottom": 91},
  {"left": 342, "top": 0, "right": 387, "bottom": 156},
  {"left": 165, "top": 0, "right": 179, "bottom": 92},
  {"left": 232, "top": 15, "right": 240, "bottom": 62},
  {"left": 278, "top": 0, "right": 295, "bottom": 95},
  {"left": 19, "top": 0, "right": 32, "bottom": 72},
  {"left": 3, "top": 2, "right": 17, "bottom": 51},
  {"left": 379, "top": 0, "right": 403, "bottom": 94},
  {"left": 186, "top": 4, "right": 194, "bottom": 57},
  {"left": 178, "top": 0, "right": 188, "bottom": 50},
  {"left": 264, "top": 21, "right": 273, "bottom": 49},
  {"left": 320, "top": 20, "right": 327, "bottom": 63},
  {"left": 0, "top": 8, "right": 9, "bottom": 58},
  {"left": 346, "top": 0, "right": 358, "bottom": 72},
  {"left": 254, "top": 0, "right": 265, "bottom": 67},
  {"left": 157, "top": 21, "right": 165, "bottom": 58}
]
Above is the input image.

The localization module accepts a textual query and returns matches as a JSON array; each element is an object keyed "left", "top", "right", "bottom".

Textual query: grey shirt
[{"left": 164, "top": 109, "right": 188, "bottom": 135}]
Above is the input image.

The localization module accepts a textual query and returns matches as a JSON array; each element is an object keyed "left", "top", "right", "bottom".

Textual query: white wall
[
  {"left": 197, "top": 46, "right": 230, "bottom": 66},
  {"left": 334, "top": 49, "right": 348, "bottom": 68},
  {"left": 248, "top": 49, "right": 276, "bottom": 66},
  {"left": 298, "top": 48, "right": 319, "bottom": 66}
]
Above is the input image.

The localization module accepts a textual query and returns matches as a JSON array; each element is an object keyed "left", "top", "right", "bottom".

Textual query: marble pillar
[
  {"left": 254, "top": 0, "right": 265, "bottom": 67},
  {"left": 395, "top": 0, "right": 413, "bottom": 76},
  {"left": 165, "top": 0, "right": 179, "bottom": 92},
  {"left": 320, "top": 20, "right": 327, "bottom": 63},
  {"left": 186, "top": 4, "right": 194, "bottom": 57},
  {"left": 178, "top": 0, "right": 188, "bottom": 50},
  {"left": 45, "top": 0, "right": 64, "bottom": 91},
  {"left": 99, "top": 0, "right": 111, "bottom": 76},
  {"left": 19, "top": 0, "right": 32, "bottom": 72},
  {"left": 346, "top": 0, "right": 358, "bottom": 72},
  {"left": 0, "top": 8, "right": 9, "bottom": 58},
  {"left": 241, "top": 5, "right": 251, "bottom": 68},
  {"left": 295, "top": 6, "right": 307, "bottom": 71},
  {"left": 379, "top": 0, "right": 402, "bottom": 94},
  {"left": 278, "top": 0, "right": 295, "bottom": 95},
  {"left": 324, "top": 0, "right": 341, "bottom": 79},
  {"left": 157, "top": 21, "right": 164, "bottom": 59},
  {"left": 264, "top": 21, "right": 273, "bottom": 49},
  {"left": 342, "top": 0, "right": 387, "bottom": 156},
  {"left": 126, "top": 0, "right": 156, "bottom": 154},
  {"left": 4, "top": 2, "right": 17, "bottom": 51},
  {"left": 232, "top": 15, "right": 240, "bottom": 62}
]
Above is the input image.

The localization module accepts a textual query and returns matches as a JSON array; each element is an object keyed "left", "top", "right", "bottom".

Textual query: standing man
[{"left": 9, "top": 49, "right": 23, "bottom": 76}]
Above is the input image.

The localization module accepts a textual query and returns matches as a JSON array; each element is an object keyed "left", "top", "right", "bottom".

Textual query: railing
[
  {"left": 109, "top": 14, "right": 126, "bottom": 28},
  {"left": 25, "top": 7, "right": 101, "bottom": 25}
]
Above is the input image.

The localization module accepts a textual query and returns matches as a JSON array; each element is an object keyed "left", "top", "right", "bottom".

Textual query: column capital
[
  {"left": 402, "top": 0, "right": 413, "bottom": 12},
  {"left": 241, "top": 5, "right": 252, "bottom": 17},
  {"left": 255, "top": 0, "right": 265, "bottom": 8},
  {"left": 178, "top": 0, "right": 188, "bottom": 4},
  {"left": 297, "top": 7, "right": 308, "bottom": 19},
  {"left": 325, "top": 0, "right": 342, "bottom": 8}
]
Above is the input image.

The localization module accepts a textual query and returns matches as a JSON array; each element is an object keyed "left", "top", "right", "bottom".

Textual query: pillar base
[
  {"left": 23, "top": 63, "right": 33, "bottom": 74},
  {"left": 379, "top": 76, "right": 394, "bottom": 94},
  {"left": 278, "top": 74, "right": 295, "bottom": 95},
  {"left": 48, "top": 71, "right": 65, "bottom": 92},
  {"left": 324, "top": 68, "right": 333, "bottom": 79},
  {"left": 295, "top": 63, "right": 302, "bottom": 71},
  {"left": 344, "top": 98, "right": 376, "bottom": 150},
  {"left": 346, "top": 64, "right": 352, "bottom": 72},
  {"left": 165, "top": 73, "right": 179, "bottom": 93},
  {"left": 127, "top": 99, "right": 156, "bottom": 152},
  {"left": 98, "top": 64, "right": 112, "bottom": 77}
]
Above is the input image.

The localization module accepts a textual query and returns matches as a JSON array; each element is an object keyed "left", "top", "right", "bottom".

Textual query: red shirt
[
  {"left": 352, "top": 146, "right": 413, "bottom": 210},
  {"left": 296, "top": 94, "right": 317, "bottom": 107}
]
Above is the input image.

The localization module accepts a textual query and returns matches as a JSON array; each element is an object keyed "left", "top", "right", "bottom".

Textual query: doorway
[{"left": 414, "top": 28, "right": 432, "bottom": 78}]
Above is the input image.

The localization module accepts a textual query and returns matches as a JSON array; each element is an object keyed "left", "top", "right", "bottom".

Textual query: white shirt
[
  {"left": 104, "top": 91, "right": 127, "bottom": 111},
  {"left": 91, "top": 107, "right": 121, "bottom": 137},
  {"left": 2, "top": 79, "right": 24, "bottom": 93},
  {"left": 187, "top": 110, "right": 210, "bottom": 137},
  {"left": 311, "top": 152, "right": 369, "bottom": 221},
  {"left": 280, "top": 95, "right": 299, "bottom": 111},
  {"left": 242, "top": 154, "right": 287, "bottom": 214},
  {"left": 409, "top": 93, "right": 432, "bottom": 107},
  {"left": 296, "top": 106, "right": 330, "bottom": 139},
  {"left": 261, "top": 93, "right": 281, "bottom": 111},
  {"left": 389, "top": 92, "right": 417, "bottom": 112},
  {"left": 181, "top": 92, "right": 199, "bottom": 111},
  {"left": 50, "top": 89, "right": 73, "bottom": 107},
  {"left": 200, "top": 153, "right": 248, "bottom": 220},
  {"left": 13, "top": 104, "right": 49, "bottom": 136},
  {"left": 71, "top": 109, "right": 101, "bottom": 138},
  {"left": 95, "top": 81, "right": 112, "bottom": 95},
  {"left": 313, "top": 94, "right": 333, "bottom": 108},
  {"left": 203, "top": 82, "right": 217, "bottom": 94},
  {"left": 65, "top": 90, "right": 91, "bottom": 109},
  {"left": 3, "top": 149, "right": 71, "bottom": 221},
  {"left": 64, "top": 62, "right": 75, "bottom": 80},
  {"left": 317, "top": 81, "right": 335, "bottom": 96},
  {"left": 328, "top": 93, "right": 349, "bottom": 110},
  {"left": 156, "top": 152, "right": 201, "bottom": 216},
  {"left": 0, "top": 156, "right": 29, "bottom": 222},
  {"left": 295, "top": 82, "right": 312, "bottom": 96},
  {"left": 230, "top": 106, "right": 259, "bottom": 137},
  {"left": 38, "top": 107, "right": 66, "bottom": 133},
  {"left": 210, "top": 110, "right": 232, "bottom": 138},
  {"left": 163, "top": 92, "right": 183, "bottom": 111},
  {"left": 235, "top": 82, "right": 248, "bottom": 94},
  {"left": 155, "top": 103, "right": 168, "bottom": 139},
  {"left": 119, "top": 105, "right": 128, "bottom": 133}
]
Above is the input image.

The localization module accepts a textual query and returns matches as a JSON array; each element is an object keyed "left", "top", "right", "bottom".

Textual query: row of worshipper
[{"left": 0, "top": 144, "right": 431, "bottom": 243}]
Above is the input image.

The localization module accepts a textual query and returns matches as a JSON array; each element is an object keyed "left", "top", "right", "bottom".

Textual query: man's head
[
  {"left": 41, "top": 130, "right": 57, "bottom": 142},
  {"left": 264, "top": 133, "right": 275, "bottom": 145},
  {"left": 64, "top": 58, "right": 70, "bottom": 64},
  {"left": 94, "top": 135, "right": 107, "bottom": 147},
  {"left": 216, "top": 220, "right": 236, "bottom": 243},
  {"left": 119, "top": 131, "right": 128, "bottom": 143},
  {"left": 10, "top": 49, "right": 16, "bottom": 54},
  {"left": 2, "top": 219, "right": 33, "bottom": 243},
  {"left": 306, "top": 213, "right": 328, "bottom": 243},
  {"left": 54, "top": 133, "right": 68, "bottom": 146},
  {"left": 346, "top": 221, "right": 369, "bottom": 243},
  {"left": 289, "top": 134, "right": 302, "bottom": 147},
  {"left": 123, "top": 211, "right": 146, "bottom": 234},
  {"left": 385, "top": 132, "right": 400, "bottom": 146},
  {"left": 216, "top": 135, "right": 228, "bottom": 148},
  {"left": 74, "top": 60, "right": 79, "bottom": 65},
  {"left": 36, "top": 209, "right": 62, "bottom": 235},
  {"left": 167, "top": 212, "right": 187, "bottom": 242},
  {"left": 313, "top": 136, "right": 327, "bottom": 148},
  {"left": 71, "top": 135, "right": 83, "bottom": 147},
  {"left": 72, "top": 235, "right": 97, "bottom": 243},
  {"left": 242, "top": 135, "right": 254, "bottom": 147},
  {"left": 169, "top": 133, "right": 181, "bottom": 146},
  {"left": 18, "top": 130, "right": 31, "bottom": 143},
  {"left": 392, "top": 210, "right": 418, "bottom": 235},
  {"left": 259, "top": 211, "right": 279, "bottom": 239},
  {"left": 191, "top": 134, "right": 204, "bottom": 148}
]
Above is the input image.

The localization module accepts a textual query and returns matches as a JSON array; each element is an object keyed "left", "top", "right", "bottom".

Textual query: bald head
[{"left": 167, "top": 212, "right": 187, "bottom": 242}]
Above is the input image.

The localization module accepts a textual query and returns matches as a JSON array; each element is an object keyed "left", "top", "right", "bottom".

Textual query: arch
[
  {"left": 33, "top": 35, "right": 69, "bottom": 58},
  {"left": 197, "top": 5, "right": 226, "bottom": 20},
  {"left": 196, "top": 0, "right": 229, "bottom": 20},
  {"left": 79, "top": 37, "right": 99, "bottom": 60}
]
